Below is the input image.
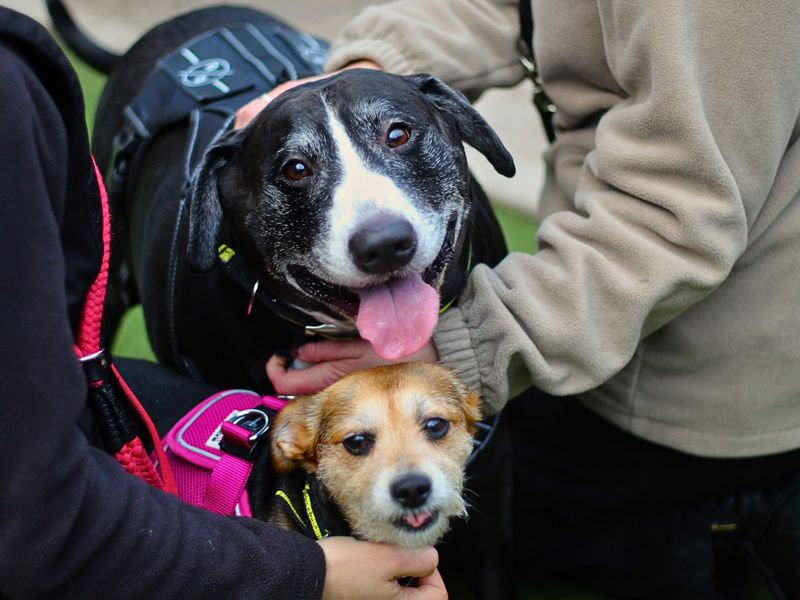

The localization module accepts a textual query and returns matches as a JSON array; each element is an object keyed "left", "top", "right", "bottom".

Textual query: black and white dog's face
[{"left": 189, "top": 69, "right": 514, "bottom": 359}]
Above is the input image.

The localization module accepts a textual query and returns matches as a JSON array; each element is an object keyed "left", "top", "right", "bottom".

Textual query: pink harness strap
[
  {"left": 202, "top": 411, "right": 268, "bottom": 515},
  {"left": 164, "top": 391, "right": 287, "bottom": 517}
]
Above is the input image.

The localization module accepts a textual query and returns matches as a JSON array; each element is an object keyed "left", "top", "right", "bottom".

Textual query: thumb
[
  {"left": 399, "top": 569, "right": 447, "bottom": 600},
  {"left": 385, "top": 546, "right": 439, "bottom": 580},
  {"left": 388, "top": 547, "right": 446, "bottom": 600}
]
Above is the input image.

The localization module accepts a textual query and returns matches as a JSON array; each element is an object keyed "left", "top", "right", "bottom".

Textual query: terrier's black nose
[
  {"left": 390, "top": 473, "right": 432, "bottom": 508},
  {"left": 349, "top": 218, "right": 417, "bottom": 274}
]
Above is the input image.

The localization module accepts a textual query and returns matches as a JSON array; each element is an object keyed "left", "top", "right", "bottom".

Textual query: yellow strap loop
[
  {"left": 303, "top": 482, "right": 325, "bottom": 540},
  {"left": 274, "top": 489, "right": 307, "bottom": 528}
]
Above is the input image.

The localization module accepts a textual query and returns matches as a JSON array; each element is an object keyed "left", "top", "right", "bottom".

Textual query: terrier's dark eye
[
  {"left": 386, "top": 124, "right": 410, "bottom": 148},
  {"left": 283, "top": 159, "right": 311, "bottom": 181},
  {"left": 342, "top": 433, "right": 375, "bottom": 456},
  {"left": 423, "top": 418, "right": 450, "bottom": 441}
]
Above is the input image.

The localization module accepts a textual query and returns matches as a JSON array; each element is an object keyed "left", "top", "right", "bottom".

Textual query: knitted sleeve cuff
[{"left": 433, "top": 307, "right": 486, "bottom": 407}]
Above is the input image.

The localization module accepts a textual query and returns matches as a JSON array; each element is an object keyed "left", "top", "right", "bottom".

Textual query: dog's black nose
[
  {"left": 390, "top": 473, "right": 432, "bottom": 508},
  {"left": 349, "top": 218, "right": 417, "bottom": 274}
]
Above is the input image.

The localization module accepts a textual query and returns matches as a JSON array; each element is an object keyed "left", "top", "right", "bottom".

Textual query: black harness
[{"left": 108, "top": 20, "right": 328, "bottom": 198}]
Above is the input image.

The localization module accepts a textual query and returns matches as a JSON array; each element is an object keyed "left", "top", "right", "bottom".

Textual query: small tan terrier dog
[{"left": 268, "top": 362, "right": 481, "bottom": 547}]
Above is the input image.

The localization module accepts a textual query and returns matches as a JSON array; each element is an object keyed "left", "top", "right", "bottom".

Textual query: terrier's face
[{"left": 270, "top": 362, "right": 481, "bottom": 547}]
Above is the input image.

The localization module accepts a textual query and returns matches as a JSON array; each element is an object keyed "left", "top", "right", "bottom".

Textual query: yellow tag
[{"left": 218, "top": 244, "right": 236, "bottom": 263}]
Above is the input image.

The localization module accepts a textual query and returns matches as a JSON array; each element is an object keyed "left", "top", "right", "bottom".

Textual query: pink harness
[
  {"left": 78, "top": 158, "right": 287, "bottom": 515},
  {"left": 163, "top": 390, "right": 288, "bottom": 517}
]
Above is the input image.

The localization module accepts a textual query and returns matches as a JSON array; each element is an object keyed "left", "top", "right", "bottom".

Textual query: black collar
[
  {"left": 216, "top": 242, "right": 359, "bottom": 339},
  {"left": 215, "top": 239, "right": 472, "bottom": 339}
]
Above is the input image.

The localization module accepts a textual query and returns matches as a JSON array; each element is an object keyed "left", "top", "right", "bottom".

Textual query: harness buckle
[{"left": 219, "top": 408, "right": 271, "bottom": 460}]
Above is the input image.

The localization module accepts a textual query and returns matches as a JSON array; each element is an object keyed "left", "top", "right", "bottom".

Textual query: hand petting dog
[
  {"left": 319, "top": 538, "right": 445, "bottom": 600},
  {"left": 267, "top": 338, "right": 438, "bottom": 395},
  {"left": 234, "top": 60, "right": 381, "bottom": 129}
]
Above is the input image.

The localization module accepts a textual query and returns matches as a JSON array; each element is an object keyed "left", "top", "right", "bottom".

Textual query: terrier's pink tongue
[
  {"left": 404, "top": 512, "right": 432, "bottom": 529},
  {"left": 356, "top": 273, "right": 439, "bottom": 360}
]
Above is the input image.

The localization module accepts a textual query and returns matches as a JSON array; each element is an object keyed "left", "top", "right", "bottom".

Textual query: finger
[
  {"left": 294, "top": 339, "right": 374, "bottom": 363},
  {"left": 267, "top": 357, "right": 347, "bottom": 395},
  {"left": 387, "top": 546, "right": 439, "bottom": 580},
  {"left": 265, "top": 353, "right": 288, "bottom": 381},
  {"left": 296, "top": 338, "right": 439, "bottom": 366},
  {"left": 233, "top": 95, "right": 269, "bottom": 129}
]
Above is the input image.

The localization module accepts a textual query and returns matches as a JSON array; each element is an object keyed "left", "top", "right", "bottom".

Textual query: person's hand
[
  {"left": 318, "top": 537, "right": 447, "bottom": 600},
  {"left": 234, "top": 60, "right": 382, "bottom": 129},
  {"left": 266, "top": 339, "right": 439, "bottom": 395}
]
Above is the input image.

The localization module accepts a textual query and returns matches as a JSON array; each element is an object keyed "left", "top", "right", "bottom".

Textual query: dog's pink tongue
[
  {"left": 356, "top": 273, "right": 439, "bottom": 360},
  {"left": 405, "top": 512, "right": 432, "bottom": 529}
]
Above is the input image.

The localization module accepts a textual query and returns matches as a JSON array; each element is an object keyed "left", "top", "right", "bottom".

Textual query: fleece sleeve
[
  {"left": 433, "top": 0, "right": 800, "bottom": 412},
  {"left": 325, "top": 0, "right": 525, "bottom": 98},
  {"left": 0, "top": 41, "right": 324, "bottom": 600}
]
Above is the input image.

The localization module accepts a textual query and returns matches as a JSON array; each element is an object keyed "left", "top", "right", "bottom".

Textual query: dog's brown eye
[
  {"left": 343, "top": 433, "right": 374, "bottom": 456},
  {"left": 283, "top": 159, "right": 311, "bottom": 181},
  {"left": 423, "top": 418, "right": 449, "bottom": 441},
  {"left": 386, "top": 125, "right": 410, "bottom": 148}
]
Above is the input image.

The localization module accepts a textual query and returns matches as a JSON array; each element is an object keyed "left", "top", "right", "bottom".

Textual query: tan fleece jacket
[{"left": 327, "top": 0, "right": 800, "bottom": 458}]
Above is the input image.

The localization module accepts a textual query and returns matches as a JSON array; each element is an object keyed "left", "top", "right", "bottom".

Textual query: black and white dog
[
  {"left": 89, "top": 5, "right": 513, "bottom": 392},
  {"left": 77, "top": 5, "right": 516, "bottom": 598},
  {"left": 187, "top": 67, "right": 514, "bottom": 360}
]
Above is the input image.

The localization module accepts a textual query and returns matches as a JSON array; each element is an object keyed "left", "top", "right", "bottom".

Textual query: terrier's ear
[
  {"left": 442, "top": 366, "right": 482, "bottom": 432},
  {"left": 270, "top": 394, "right": 323, "bottom": 474},
  {"left": 463, "top": 389, "right": 483, "bottom": 433}
]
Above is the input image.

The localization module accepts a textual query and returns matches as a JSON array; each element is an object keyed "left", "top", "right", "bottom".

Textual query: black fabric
[
  {"left": 0, "top": 9, "right": 324, "bottom": 600},
  {"left": 114, "top": 357, "right": 219, "bottom": 437},
  {"left": 110, "top": 20, "right": 328, "bottom": 204},
  {"left": 506, "top": 389, "right": 800, "bottom": 598}
]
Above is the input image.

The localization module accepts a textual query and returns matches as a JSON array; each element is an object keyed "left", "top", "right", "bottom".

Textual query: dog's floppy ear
[
  {"left": 270, "top": 393, "right": 323, "bottom": 474},
  {"left": 187, "top": 127, "right": 246, "bottom": 272},
  {"left": 403, "top": 74, "right": 516, "bottom": 178}
]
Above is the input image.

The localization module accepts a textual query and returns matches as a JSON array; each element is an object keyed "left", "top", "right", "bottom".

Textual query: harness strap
[
  {"left": 108, "top": 21, "right": 328, "bottom": 212},
  {"left": 74, "top": 158, "right": 177, "bottom": 494},
  {"left": 202, "top": 395, "right": 287, "bottom": 515},
  {"left": 202, "top": 427, "right": 258, "bottom": 515}
]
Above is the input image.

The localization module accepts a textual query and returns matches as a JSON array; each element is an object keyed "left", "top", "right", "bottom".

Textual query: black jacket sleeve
[{"left": 0, "top": 9, "right": 324, "bottom": 600}]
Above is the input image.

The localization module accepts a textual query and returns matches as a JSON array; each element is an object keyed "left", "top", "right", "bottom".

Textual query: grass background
[{"left": 67, "top": 50, "right": 771, "bottom": 600}]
